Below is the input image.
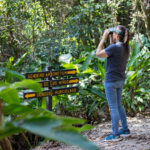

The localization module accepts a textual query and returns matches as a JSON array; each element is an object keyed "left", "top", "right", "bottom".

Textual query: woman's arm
[{"left": 96, "top": 29, "right": 110, "bottom": 58}]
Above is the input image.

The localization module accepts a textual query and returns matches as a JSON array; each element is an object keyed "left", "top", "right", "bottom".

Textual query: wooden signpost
[{"left": 24, "top": 68, "right": 79, "bottom": 111}]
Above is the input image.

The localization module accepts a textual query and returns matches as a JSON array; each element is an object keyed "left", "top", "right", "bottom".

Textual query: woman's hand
[{"left": 102, "top": 29, "right": 110, "bottom": 40}]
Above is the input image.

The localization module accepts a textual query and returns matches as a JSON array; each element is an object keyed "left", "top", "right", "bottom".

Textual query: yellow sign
[
  {"left": 68, "top": 78, "right": 79, "bottom": 84},
  {"left": 25, "top": 69, "right": 77, "bottom": 79},
  {"left": 24, "top": 93, "right": 36, "bottom": 99},
  {"left": 39, "top": 78, "right": 79, "bottom": 87},
  {"left": 24, "top": 87, "right": 78, "bottom": 99},
  {"left": 53, "top": 87, "right": 78, "bottom": 95},
  {"left": 37, "top": 90, "right": 52, "bottom": 97}
]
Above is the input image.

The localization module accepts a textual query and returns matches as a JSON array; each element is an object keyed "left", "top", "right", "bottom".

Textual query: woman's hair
[{"left": 116, "top": 25, "right": 130, "bottom": 58}]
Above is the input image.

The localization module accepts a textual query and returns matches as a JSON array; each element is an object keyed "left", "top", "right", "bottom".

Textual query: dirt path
[{"left": 34, "top": 115, "right": 150, "bottom": 150}]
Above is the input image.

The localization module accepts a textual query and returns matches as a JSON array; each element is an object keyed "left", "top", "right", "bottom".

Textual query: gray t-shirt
[{"left": 105, "top": 42, "right": 128, "bottom": 82}]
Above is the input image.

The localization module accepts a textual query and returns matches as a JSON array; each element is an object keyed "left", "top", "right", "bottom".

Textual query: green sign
[{"left": 24, "top": 86, "right": 79, "bottom": 99}]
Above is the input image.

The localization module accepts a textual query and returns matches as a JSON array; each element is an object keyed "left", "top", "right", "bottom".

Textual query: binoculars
[{"left": 109, "top": 28, "right": 122, "bottom": 35}]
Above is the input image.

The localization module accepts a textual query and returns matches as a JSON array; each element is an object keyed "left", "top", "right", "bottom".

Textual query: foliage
[
  {"left": 0, "top": 0, "right": 149, "bottom": 138},
  {"left": 0, "top": 76, "right": 99, "bottom": 150},
  {"left": 56, "top": 51, "right": 107, "bottom": 123},
  {"left": 57, "top": 33, "right": 150, "bottom": 118},
  {"left": 122, "top": 34, "right": 150, "bottom": 113}
]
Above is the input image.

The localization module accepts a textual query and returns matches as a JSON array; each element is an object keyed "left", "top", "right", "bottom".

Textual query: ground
[{"left": 34, "top": 114, "right": 150, "bottom": 150}]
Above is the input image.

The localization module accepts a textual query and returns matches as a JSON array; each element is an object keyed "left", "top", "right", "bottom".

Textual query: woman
[{"left": 96, "top": 25, "right": 130, "bottom": 141}]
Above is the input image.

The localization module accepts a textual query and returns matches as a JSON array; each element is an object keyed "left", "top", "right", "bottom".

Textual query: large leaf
[
  {"left": 50, "top": 128, "right": 99, "bottom": 150},
  {"left": 78, "top": 124, "right": 93, "bottom": 132},
  {"left": 3, "top": 104, "right": 85, "bottom": 125},
  {"left": 3, "top": 104, "right": 100, "bottom": 150},
  {"left": 4, "top": 68, "right": 25, "bottom": 80},
  {"left": 90, "top": 88, "right": 106, "bottom": 100},
  {"left": 12, "top": 79, "right": 42, "bottom": 92},
  {"left": 82, "top": 68, "right": 100, "bottom": 75},
  {"left": 127, "top": 52, "right": 141, "bottom": 70},
  {"left": 60, "top": 116, "right": 85, "bottom": 125},
  {"left": 3, "top": 104, "right": 34, "bottom": 115},
  {"left": 62, "top": 63, "right": 80, "bottom": 73},
  {"left": 80, "top": 52, "right": 93, "bottom": 72},
  {"left": 97, "top": 60, "right": 105, "bottom": 80},
  {"left": 74, "top": 57, "right": 86, "bottom": 64},
  {"left": 13, "top": 117, "right": 100, "bottom": 150},
  {"left": 0, "top": 87, "right": 20, "bottom": 104},
  {"left": 88, "top": 100, "right": 99, "bottom": 116},
  {"left": 0, "top": 82, "right": 9, "bottom": 87}
]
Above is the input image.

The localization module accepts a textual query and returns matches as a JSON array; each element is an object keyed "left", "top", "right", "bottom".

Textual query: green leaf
[
  {"left": 97, "top": 60, "right": 105, "bottom": 79},
  {"left": 79, "top": 124, "right": 93, "bottom": 132},
  {"left": 13, "top": 117, "right": 62, "bottom": 135},
  {"left": 4, "top": 68, "right": 25, "bottom": 80},
  {"left": 3, "top": 104, "right": 33, "bottom": 115},
  {"left": 127, "top": 52, "right": 141, "bottom": 69},
  {"left": 12, "top": 79, "right": 42, "bottom": 92},
  {"left": 3, "top": 104, "right": 56, "bottom": 120},
  {"left": 90, "top": 88, "right": 106, "bottom": 100},
  {"left": 13, "top": 50, "right": 31, "bottom": 68},
  {"left": 0, "top": 82, "right": 9, "bottom": 87},
  {"left": 5, "top": 57, "right": 15, "bottom": 82},
  {"left": 7, "top": 56, "right": 14, "bottom": 69},
  {"left": 82, "top": 68, "right": 100, "bottom": 75},
  {"left": 88, "top": 100, "right": 98, "bottom": 116},
  {"left": 0, "top": 87, "right": 20, "bottom": 104},
  {"left": 60, "top": 117, "right": 85, "bottom": 125},
  {"left": 13, "top": 117, "right": 100, "bottom": 150},
  {"left": 74, "top": 57, "right": 86, "bottom": 64},
  {"left": 62, "top": 63, "right": 80, "bottom": 73},
  {"left": 80, "top": 52, "right": 93, "bottom": 72},
  {"left": 126, "top": 71, "right": 137, "bottom": 81},
  {"left": 51, "top": 128, "right": 99, "bottom": 150}
]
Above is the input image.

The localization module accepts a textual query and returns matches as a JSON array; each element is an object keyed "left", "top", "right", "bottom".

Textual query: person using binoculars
[{"left": 96, "top": 25, "right": 130, "bottom": 141}]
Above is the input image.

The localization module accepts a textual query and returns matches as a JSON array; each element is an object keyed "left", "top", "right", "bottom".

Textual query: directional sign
[
  {"left": 24, "top": 93, "right": 36, "bottom": 99},
  {"left": 24, "top": 86, "right": 79, "bottom": 99},
  {"left": 39, "top": 78, "right": 79, "bottom": 87},
  {"left": 25, "top": 69, "right": 77, "bottom": 79}
]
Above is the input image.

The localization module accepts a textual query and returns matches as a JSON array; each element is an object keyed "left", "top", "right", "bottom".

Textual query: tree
[{"left": 139, "top": 0, "right": 150, "bottom": 40}]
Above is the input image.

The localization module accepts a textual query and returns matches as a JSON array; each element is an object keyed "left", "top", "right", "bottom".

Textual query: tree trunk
[
  {"left": 0, "top": 100, "right": 13, "bottom": 150},
  {"left": 0, "top": 138, "right": 13, "bottom": 150},
  {"left": 140, "top": 0, "right": 150, "bottom": 40}
]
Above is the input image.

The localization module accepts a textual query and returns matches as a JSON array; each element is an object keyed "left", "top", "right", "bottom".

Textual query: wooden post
[{"left": 45, "top": 66, "right": 52, "bottom": 111}]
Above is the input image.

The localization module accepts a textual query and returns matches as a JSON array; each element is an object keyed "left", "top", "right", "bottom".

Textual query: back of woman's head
[
  {"left": 116, "top": 25, "right": 129, "bottom": 43},
  {"left": 116, "top": 25, "right": 130, "bottom": 57}
]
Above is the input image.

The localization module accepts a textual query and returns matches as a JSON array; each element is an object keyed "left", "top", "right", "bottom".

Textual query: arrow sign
[
  {"left": 39, "top": 78, "right": 79, "bottom": 87},
  {"left": 68, "top": 78, "right": 79, "bottom": 84},
  {"left": 24, "top": 93, "right": 36, "bottom": 99},
  {"left": 24, "top": 86, "right": 79, "bottom": 99},
  {"left": 25, "top": 69, "right": 77, "bottom": 79}
]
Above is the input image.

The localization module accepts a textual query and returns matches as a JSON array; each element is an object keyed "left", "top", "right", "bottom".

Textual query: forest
[{"left": 0, "top": 0, "right": 150, "bottom": 150}]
